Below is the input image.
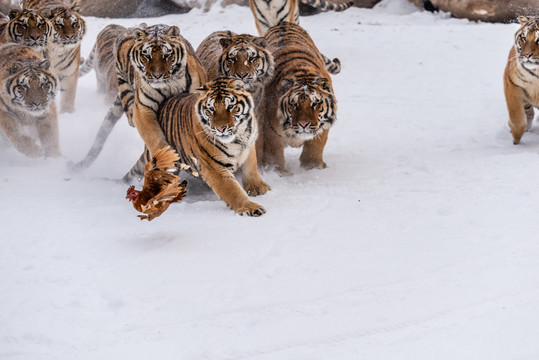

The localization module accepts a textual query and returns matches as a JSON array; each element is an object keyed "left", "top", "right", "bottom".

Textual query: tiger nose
[
  {"left": 33, "top": 101, "right": 41, "bottom": 106},
  {"left": 237, "top": 72, "right": 248, "bottom": 79},
  {"left": 153, "top": 73, "right": 163, "bottom": 79},
  {"left": 65, "top": 34, "right": 75, "bottom": 39},
  {"left": 217, "top": 126, "right": 227, "bottom": 133},
  {"left": 524, "top": 52, "right": 533, "bottom": 59},
  {"left": 30, "top": 34, "right": 40, "bottom": 40},
  {"left": 298, "top": 121, "right": 310, "bottom": 129}
]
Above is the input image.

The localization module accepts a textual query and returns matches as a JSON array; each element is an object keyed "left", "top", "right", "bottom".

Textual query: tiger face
[
  {"left": 7, "top": 9, "right": 52, "bottom": 52},
  {"left": 48, "top": 5, "right": 86, "bottom": 47},
  {"left": 219, "top": 35, "right": 274, "bottom": 90},
  {"left": 7, "top": 59, "right": 57, "bottom": 116},
  {"left": 130, "top": 25, "right": 185, "bottom": 88},
  {"left": 515, "top": 16, "right": 539, "bottom": 70},
  {"left": 279, "top": 75, "right": 337, "bottom": 142},
  {"left": 196, "top": 78, "right": 254, "bottom": 144}
]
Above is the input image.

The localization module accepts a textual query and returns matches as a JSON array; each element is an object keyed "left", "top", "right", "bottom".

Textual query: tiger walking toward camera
[
  {"left": 0, "top": 43, "right": 59, "bottom": 158},
  {"left": 257, "top": 22, "right": 337, "bottom": 174},
  {"left": 504, "top": 16, "right": 539, "bottom": 145}
]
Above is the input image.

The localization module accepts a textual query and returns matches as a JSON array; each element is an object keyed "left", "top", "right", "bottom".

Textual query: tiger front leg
[
  {"left": 504, "top": 73, "right": 528, "bottom": 145},
  {"left": 0, "top": 113, "right": 44, "bottom": 157},
  {"left": 59, "top": 73, "right": 78, "bottom": 114},
  {"left": 36, "top": 104, "right": 61, "bottom": 157},
  {"left": 241, "top": 146, "right": 271, "bottom": 196},
  {"left": 132, "top": 103, "right": 171, "bottom": 156},
  {"left": 300, "top": 129, "right": 329, "bottom": 170},
  {"left": 202, "top": 166, "right": 266, "bottom": 217},
  {"left": 258, "top": 122, "right": 289, "bottom": 175}
]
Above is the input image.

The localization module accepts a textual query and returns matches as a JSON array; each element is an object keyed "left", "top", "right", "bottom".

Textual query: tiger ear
[
  {"left": 219, "top": 37, "right": 233, "bottom": 48},
  {"left": 167, "top": 26, "right": 180, "bottom": 38},
  {"left": 8, "top": 9, "right": 20, "bottom": 19},
  {"left": 10, "top": 62, "right": 21, "bottom": 74},
  {"left": 70, "top": 1, "right": 81, "bottom": 13},
  {"left": 253, "top": 37, "right": 266, "bottom": 48},
  {"left": 195, "top": 84, "right": 210, "bottom": 94},
  {"left": 280, "top": 78, "right": 295, "bottom": 90},
  {"left": 40, "top": 8, "right": 52, "bottom": 19},
  {"left": 139, "top": 22, "right": 148, "bottom": 29},
  {"left": 38, "top": 59, "right": 51, "bottom": 70},
  {"left": 133, "top": 28, "right": 147, "bottom": 40},
  {"left": 517, "top": 16, "right": 529, "bottom": 24}
]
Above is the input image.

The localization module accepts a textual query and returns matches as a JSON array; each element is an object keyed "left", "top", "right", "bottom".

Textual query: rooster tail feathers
[{"left": 151, "top": 146, "right": 181, "bottom": 171}]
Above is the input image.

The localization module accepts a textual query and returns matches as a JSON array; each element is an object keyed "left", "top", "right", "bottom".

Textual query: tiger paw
[
  {"left": 236, "top": 201, "right": 266, "bottom": 217},
  {"left": 243, "top": 180, "right": 271, "bottom": 197},
  {"left": 300, "top": 159, "right": 327, "bottom": 170}
]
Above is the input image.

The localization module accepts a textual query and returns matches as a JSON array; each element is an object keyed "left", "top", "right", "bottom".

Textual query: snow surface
[{"left": 2, "top": 1, "right": 539, "bottom": 359}]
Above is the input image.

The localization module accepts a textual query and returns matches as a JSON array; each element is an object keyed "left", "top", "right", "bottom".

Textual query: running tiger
[
  {"left": 68, "top": 24, "right": 207, "bottom": 173},
  {"left": 78, "top": 24, "right": 126, "bottom": 105},
  {"left": 22, "top": 0, "right": 86, "bottom": 113},
  {"left": 0, "top": 43, "right": 59, "bottom": 158},
  {"left": 0, "top": 8, "right": 52, "bottom": 53},
  {"left": 504, "top": 16, "right": 539, "bottom": 145},
  {"left": 256, "top": 22, "right": 337, "bottom": 174},
  {"left": 124, "top": 77, "right": 270, "bottom": 217},
  {"left": 195, "top": 30, "right": 274, "bottom": 95},
  {"left": 249, "top": 0, "right": 353, "bottom": 74}
]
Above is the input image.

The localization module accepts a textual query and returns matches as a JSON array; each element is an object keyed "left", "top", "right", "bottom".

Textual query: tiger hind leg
[
  {"left": 67, "top": 96, "right": 124, "bottom": 172},
  {"left": 121, "top": 149, "right": 150, "bottom": 183}
]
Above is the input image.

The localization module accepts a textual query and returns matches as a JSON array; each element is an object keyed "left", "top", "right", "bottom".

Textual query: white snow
[{"left": 2, "top": 1, "right": 539, "bottom": 359}]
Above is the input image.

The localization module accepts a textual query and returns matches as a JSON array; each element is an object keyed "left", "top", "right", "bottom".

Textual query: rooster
[{"left": 126, "top": 146, "right": 187, "bottom": 221}]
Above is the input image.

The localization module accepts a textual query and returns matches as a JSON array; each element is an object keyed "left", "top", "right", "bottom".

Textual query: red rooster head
[{"left": 126, "top": 186, "right": 138, "bottom": 202}]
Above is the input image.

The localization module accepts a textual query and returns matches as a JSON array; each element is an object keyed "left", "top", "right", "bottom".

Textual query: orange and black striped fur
[
  {"left": 125, "top": 77, "right": 269, "bottom": 216},
  {"left": 22, "top": 0, "right": 86, "bottom": 113},
  {"left": 195, "top": 30, "right": 274, "bottom": 96},
  {"left": 257, "top": 22, "right": 337, "bottom": 174},
  {"left": 249, "top": 0, "right": 353, "bottom": 74},
  {"left": 0, "top": 43, "right": 59, "bottom": 157},
  {"left": 504, "top": 16, "right": 539, "bottom": 145},
  {"left": 68, "top": 24, "right": 207, "bottom": 172},
  {"left": 0, "top": 8, "right": 52, "bottom": 53},
  {"left": 78, "top": 24, "right": 126, "bottom": 105}
]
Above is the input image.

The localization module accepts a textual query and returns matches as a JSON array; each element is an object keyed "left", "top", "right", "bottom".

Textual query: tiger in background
[
  {"left": 22, "top": 0, "right": 86, "bottom": 113},
  {"left": 78, "top": 24, "right": 127, "bottom": 105},
  {"left": 124, "top": 77, "right": 270, "bottom": 216},
  {"left": 0, "top": 43, "right": 59, "bottom": 157},
  {"left": 256, "top": 22, "right": 337, "bottom": 174},
  {"left": 249, "top": 0, "right": 354, "bottom": 74},
  {"left": 504, "top": 16, "right": 539, "bottom": 145},
  {"left": 68, "top": 24, "right": 207, "bottom": 174},
  {"left": 0, "top": 8, "right": 52, "bottom": 53}
]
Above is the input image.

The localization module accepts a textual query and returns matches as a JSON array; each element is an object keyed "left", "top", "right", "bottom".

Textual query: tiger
[
  {"left": 124, "top": 77, "right": 270, "bottom": 216},
  {"left": 68, "top": 24, "right": 207, "bottom": 173},
  {"left": 78, "top": 24, "right": 126, "bottom": 105},
  {"left": 256, "top": 22, "right": 337, "bottom": 174},
  {"left": 0, "top": 8, "right": 52, "bottom": 53},
  {"left": 195, "top": 30, "right": 274, "bottom": 111},
  {"left": 22, "top": 0, "right": 86, "bottom": 113},
  {"left": 504, "top": 16, "right": 539, "bottom": 145},
  {"left": 0, "top": 43, "right": 59, "bottom": 158},
  {"left": 248, "top": 0, "right": 353, "bottom": 74}
]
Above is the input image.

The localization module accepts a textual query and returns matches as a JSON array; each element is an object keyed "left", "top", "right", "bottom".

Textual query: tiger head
[
  {"left": 7, "top": 9, "right": 53, "bottom": 52},
  {"left": 218, "top": 35, "right": 274, "bottom": 91},
  {"left": 278, "top": 75, "right": 337, "bottom": 141},
  {"left": 515, "top": 16, "right": 539, "bottom": 69},
  {"left": 47, "top": 2, "right": 86, "bottom": 48},
  {"left": 7, "top": 58, "right": 57, "bottom": 116},
  {"left": 195, "top": 77, "right": 254, "bottom": 144},
  {"left": 130, "top": 24, "right": 186, "bottom": 88}
]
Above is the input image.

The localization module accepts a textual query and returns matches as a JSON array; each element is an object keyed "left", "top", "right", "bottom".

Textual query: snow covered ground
[{"left": 2, "top": 1, "right": 539, "bottom": 359}]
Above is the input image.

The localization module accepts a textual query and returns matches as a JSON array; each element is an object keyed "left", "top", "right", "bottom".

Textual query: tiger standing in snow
[{"left": 504, "top": 16, "right": 539, "bottom": 145}]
